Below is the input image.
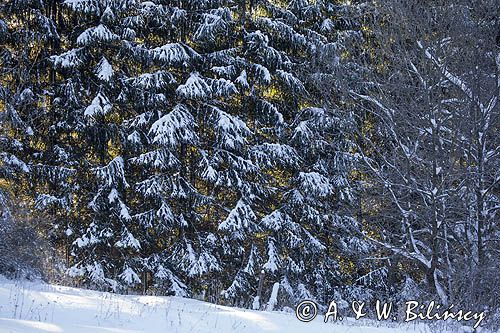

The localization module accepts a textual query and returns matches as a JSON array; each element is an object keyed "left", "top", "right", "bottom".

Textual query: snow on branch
[
  {"left": 77, "top": 24, "right": 118, "bottom": 46},
  {"left": 93, "top": 156, "right": 129, "bottom": 189},
  {"left": 149, "top": 104, "right": 198, "bottom": 147},
  {"left": 218, "top": 199, "right": 257, "bottom": 234}
]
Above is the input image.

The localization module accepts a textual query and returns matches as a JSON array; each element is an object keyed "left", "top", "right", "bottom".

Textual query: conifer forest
[{"left": 0, "top": 0, "right": 498, "bottom": 330}]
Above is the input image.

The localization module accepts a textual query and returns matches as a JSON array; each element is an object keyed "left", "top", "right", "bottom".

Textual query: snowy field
[{"left": 0, "top": 277, "right": 483, "bottom": 333}]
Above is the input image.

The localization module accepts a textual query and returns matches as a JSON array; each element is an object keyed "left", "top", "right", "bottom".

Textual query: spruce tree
[{"left": 48, "top": 0, "right": 140, "bottom": 290}]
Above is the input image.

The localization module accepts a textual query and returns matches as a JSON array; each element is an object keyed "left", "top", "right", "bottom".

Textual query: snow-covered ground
[{"left": 0, "top": 277, "right": 475, "bottom": 333}]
